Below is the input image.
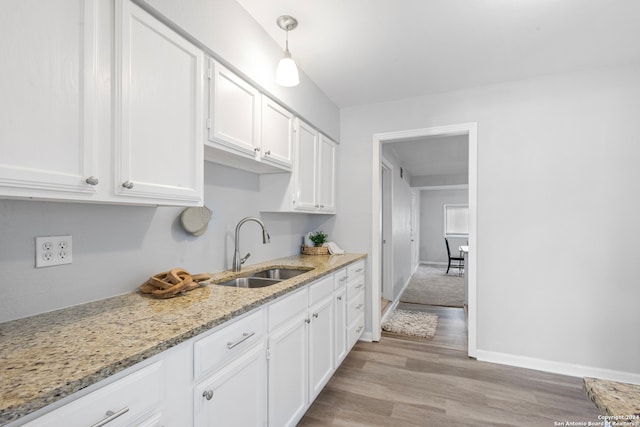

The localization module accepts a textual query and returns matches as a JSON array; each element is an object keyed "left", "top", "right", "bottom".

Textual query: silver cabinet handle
[
  {"left": 314, "top": 204, "right": 320, "bottom": 208},
  {"left": 90, "top": 407, "right": 129, "bottom": 427},
  {"left": 356, "top": 268, "right": 364, "bottom": 273},
  {"left": 339, "top": 277, "right": 347, "bottom": 282},
  {"left": 254, "top": 147, "right": 261, "bottom": 152},
  {"left": 305, "top": 318, "right": 311, "bottom": 324},
  {"left": 337, "top": 296, "right": 342, "bottom": 301},
  {"left": 122, "top": 180, "right": 134, "bottom": 189},
  {"left": 356, "top": 284, "right": 364, "bottom": 289},
  {"left": 85, "top": 176, "right": 99, "bottom": 186},
  {"left": 264, "top": 150, "right": 271, "bottom": 156},
  {"left": 227, "top": 331, "right": 255, "bottom": 349},
  {"left": 320, "top": 205, "right": 325, "bottom": 208},
  {"left": 313, "top": 313, "right": 319, "bottom": 318},
  {"left": 356, "top": 304, "right": 364, "bottom": 310},
  {"left": 356, "top": 326, "right": 363, "bottom": 333},
  {"left": 203, "top": 390, "right": 214, "bottom": 400}
]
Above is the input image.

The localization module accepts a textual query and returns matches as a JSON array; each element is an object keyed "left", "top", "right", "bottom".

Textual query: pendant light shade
[{"left": 276, "top": 15, "right": 299, "bottom": 87}]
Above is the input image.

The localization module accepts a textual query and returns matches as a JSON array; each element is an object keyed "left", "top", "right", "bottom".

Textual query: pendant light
[{"left": 275, "top": 15, "right": 300, "bottom": 87}]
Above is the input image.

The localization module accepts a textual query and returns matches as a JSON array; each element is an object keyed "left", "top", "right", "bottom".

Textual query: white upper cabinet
[
  {"left": 317, "top": 134, "right": 337, "bottom": 213},
  {"left": 259, "top": 119, "right": 338, "bottom": 214},
  {"left": 0, "top": 0, "right": 204, "bottom": 206},
  {"left": 114, "top": 0, "right": 204, "bottom": 205},
  {"left": 0, "top": 0, "right": 100, "bottom": 201},
  {"left": 208, "top": 60, "right": 260, "bottom": 157},
  {"left": 205, "top": 60, "right": 293, "bottom": 173},
  {"left": 260, "top": 96, "right": 294, "bottom": 170}
]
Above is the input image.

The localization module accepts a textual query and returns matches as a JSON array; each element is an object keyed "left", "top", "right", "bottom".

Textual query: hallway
[{"left": 299, "top": 304, "right": 600, "bottom": 426}]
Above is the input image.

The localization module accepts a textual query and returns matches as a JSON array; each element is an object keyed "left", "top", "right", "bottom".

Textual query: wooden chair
[{"left": 445, "top": 237, "right": 464, "bottom": 274}]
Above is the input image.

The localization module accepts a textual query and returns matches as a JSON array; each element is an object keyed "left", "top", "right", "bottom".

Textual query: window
[{"left": 443, "top": 204, "right": 468, "bottom": 237}]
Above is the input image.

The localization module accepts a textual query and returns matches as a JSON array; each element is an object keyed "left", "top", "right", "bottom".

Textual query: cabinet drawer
[
  {"left": 347, "top": 261, "right": 365, "bottom": 280},
  {"left": 194, "top": 309, "right": 265, "bottom": 378},
  {"left": 347, "top": 277, "right": 365, "bottom": 299},
  {"left": 25, "top": 362, "right": 163, "bottom": 427},
  {"left": 309, "top": 275, "right": 333, "bottom": 305},
  {"left": 334, "top": 268, "right": 348, "bottom": 290},
  {"left": 268, "top": 288, "right": 308, "bottom": 333},
  {"left": 348, "top": 315, "right": 365, "bottom": 349},
  {"left": 347, "top": 292, "right": 365, "bottom": 324}
]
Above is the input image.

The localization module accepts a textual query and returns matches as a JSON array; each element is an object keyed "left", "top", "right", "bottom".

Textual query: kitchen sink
[
  {"left": 250, "top": 267, "right": 313, "bottom": 280},
  {"left": 216, "top": 277, "right": 282, "bottom": 288}
]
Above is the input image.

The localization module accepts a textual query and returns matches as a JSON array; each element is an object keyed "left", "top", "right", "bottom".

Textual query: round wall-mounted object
[{"left": 180, "top": 206, "right": 212, "bottom": 237}]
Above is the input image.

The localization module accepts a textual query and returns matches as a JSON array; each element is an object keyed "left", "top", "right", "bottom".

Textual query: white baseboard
[
  {"left": 419, "top": 260, "right": 447, "bottom": 266},
  {"left": 360, "top": 331, "right": 374, "bottom": 342},
  {"left": 475, "top": 350, "right": 640, "bottom": 385}
]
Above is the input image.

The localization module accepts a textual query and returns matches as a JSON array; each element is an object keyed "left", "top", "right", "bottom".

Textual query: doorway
[{"left": 370, "top": 123, "right": 478, "bottom": 357}]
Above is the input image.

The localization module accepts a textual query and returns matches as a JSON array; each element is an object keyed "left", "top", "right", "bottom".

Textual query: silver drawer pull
[
  {"left": 356, "top": 284, "right": 364, "bottom": 289},
  {"left": 337, "top": 296, "right": 342, "bottom": 301},
  {"left": 356, "top": 326, "right": 363, "bottom": 333},
  {"left": 356, "top": 304, "right": 364, "bottom": 310},
  {"left": 90, "top": 407, "right": 129, "bottom": 427},
  {"left": 356, "top": 268, "right": 364, "bottom": 273},
  {"left": 313, "top": 313, "right": 319, "bottom": 318},
  {"left": 121, "top": 180, "right": 134, "bottom": 189},
  {"left": 85, "top": 176, "right": 99, "bottom": 186},
  {"left": 203, "top": 390, "right": 214, "bottom": 400},
  {"left": 227, "top": 331, "right": 255, "bottom": 349}
]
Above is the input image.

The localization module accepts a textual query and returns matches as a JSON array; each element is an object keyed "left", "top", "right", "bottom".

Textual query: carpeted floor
[
  {"left": 400, "top": 264, "right": 464, "bottom": 307},
  {"left": 381, "top": 309, "right": 438, "bottom": 339}
]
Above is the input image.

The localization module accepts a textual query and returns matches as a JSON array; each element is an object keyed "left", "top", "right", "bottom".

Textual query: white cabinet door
[
  {"left": 208, "top": 60, "right": 261, "bottom": 157},
  {"left": 0, "top": 0, "right": 100, "bottom": 200},
  {"left": 268, "top": 311, "right": 309, "bottom": 427},
  {"left": 317, "top": 134, "right": 337, "bottom": 213},
  {"left": 293, "top": 119, "right": 318, "bottom": 212},
  {"left": 334, "top": 286, "right": 348, "bottom": 367},
  {"left": 308, "top": 294, "right": 335, "bottom": 400},
  {"left": 114, "top": 0, "right": 203, "bottom": 206},
  {"left": 194, "top": 343, "right": 266, "bottom": 427},
  {"left": 260, "top": 97, "right": 293, "bottom": 170}
]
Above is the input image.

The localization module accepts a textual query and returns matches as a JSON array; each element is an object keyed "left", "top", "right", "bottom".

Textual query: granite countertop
[
  {"left": 584, "top": 377, "right": 640, "bottom": 420},
  {"left": 0, "top": 253, "right": 366, "bottom": 425}
]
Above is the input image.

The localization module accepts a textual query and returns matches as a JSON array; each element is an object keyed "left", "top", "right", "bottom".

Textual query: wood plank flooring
[{"left": 299, "top": 303, "right": 600, "bottom": 426}]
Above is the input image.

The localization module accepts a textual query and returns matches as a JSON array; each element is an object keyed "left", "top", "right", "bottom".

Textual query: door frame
[
  {"left": 370, "top": 122, "right": 478, "bottom": 357},
  {"left": 380, "top": 157, "right": 393, "bottom": 302}
]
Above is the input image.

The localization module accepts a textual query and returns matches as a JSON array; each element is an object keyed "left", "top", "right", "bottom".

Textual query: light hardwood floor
[{"left": 299, "top": 303, "right": 600, "bottom": 426}]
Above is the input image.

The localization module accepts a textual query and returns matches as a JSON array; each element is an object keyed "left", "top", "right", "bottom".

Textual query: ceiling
[
  {"left": 235, "top": 0, "right": 640, "bottom": 108},
  {"left": 383, "top": 135, "right": 468, "bottom": 179}
]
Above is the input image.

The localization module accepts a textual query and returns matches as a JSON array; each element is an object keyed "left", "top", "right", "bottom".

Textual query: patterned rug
[
  {"left": 400, "top": 265, "right": 464, "bottom": 307},
  {"left": 381, "top": 309, "right": 438, "bottom": 339}
]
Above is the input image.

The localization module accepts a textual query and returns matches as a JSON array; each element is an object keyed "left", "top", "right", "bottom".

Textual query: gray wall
[
  {"left": 0, "top": 162, "right": 330, "bottom": 322},
  {"left": 419, "top": 189, "right": 468, "bottom": 264},
  {"left": 331, "top": 63, "right": 640, "bottom": 380}
]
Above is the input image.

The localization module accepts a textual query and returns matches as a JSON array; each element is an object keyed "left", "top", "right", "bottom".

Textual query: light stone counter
[
  {"left": 584, "top": 377, "right": 640, "bottom": 420},
  {"left": 0, "top": 253, "right": 366, "bottom": 425}
]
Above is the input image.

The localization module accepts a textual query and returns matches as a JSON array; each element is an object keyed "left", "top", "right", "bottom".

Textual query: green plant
[{"left": 309, "top": 231, "right": 328, "bottom": 247}]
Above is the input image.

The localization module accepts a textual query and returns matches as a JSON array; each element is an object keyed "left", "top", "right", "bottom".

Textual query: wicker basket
[{"left": 301, "top": 245, "right": 330, "bottom": 255}]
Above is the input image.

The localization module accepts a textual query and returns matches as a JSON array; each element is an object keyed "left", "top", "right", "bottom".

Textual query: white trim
[
  {"left": 380, "top": 157, "right": 394, "bottom": 303},
  {"left": 476, "top": 350, "right": 640, "bottom": 385},
  {"left": 417, "top": 184, "right": 469, "bottom": 191},
  {"left": 419, "top": 260, "right": 447, "bottom": 266},
  {"left": 372, "top": 122, "right": 478, "bottom": 356}
]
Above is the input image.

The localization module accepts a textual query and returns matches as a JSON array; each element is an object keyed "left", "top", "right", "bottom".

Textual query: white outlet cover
[{"left": 35, "top": 236, "right": 72, "bottom": 268}]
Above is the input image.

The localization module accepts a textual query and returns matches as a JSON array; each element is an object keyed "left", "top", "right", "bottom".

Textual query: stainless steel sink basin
[
  {"left": 250, "top": 267, "right": 313, "bottom": 280},
  {"left": 216, "top": 277, "right": 282, "bottom": 288}
]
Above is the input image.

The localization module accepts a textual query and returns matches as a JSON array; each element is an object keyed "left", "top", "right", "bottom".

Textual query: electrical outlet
[{"left": 35, "top": 236, "right": 73, "bottom": 268}]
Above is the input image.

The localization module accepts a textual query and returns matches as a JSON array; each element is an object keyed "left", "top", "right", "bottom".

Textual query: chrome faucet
[{"left": 232, "top": 217, "right": 270, "bottom": 272}]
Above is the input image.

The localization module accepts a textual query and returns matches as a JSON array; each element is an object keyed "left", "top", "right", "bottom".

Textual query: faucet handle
[{"left": 241, "top": 253, "right": 251, "bottom": 264}]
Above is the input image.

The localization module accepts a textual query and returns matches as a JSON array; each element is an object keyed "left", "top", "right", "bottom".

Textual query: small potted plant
[{"left": 302, "top": 231, "right": 330, "bottom": 255}]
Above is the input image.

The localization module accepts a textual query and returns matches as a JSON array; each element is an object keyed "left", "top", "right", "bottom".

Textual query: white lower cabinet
[
  {"left": 20, "top": 261, "right": 366, "bottom": 427},
  {"left": 194, "top": 343, "right": 267, "bottom": 427}
]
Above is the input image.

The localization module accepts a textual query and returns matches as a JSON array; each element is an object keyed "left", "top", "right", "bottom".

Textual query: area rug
[
  {"left": 400, "top": 265, "right": 464, "bottom": 307},
  {"left": 381, "top": 309, "right": 438, "bottom": 339}
]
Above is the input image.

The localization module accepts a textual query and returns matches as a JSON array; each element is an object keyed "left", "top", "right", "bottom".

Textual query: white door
[
  {"left": 381, "top": 161, "right": 393, "bottom": 301},
  {"left": 261, "top": 97, "right": 293, "bottom": 169},
  {"left": 0, "top": 0, "right": 99, "bottom": 200},
  {"left": 268, "top": 311, "right": 309, "bottom": 427},
  {"left": 317, "top": 135, "right": 337, "bottom": 213},
  {"left": 115, "top": 0, "right": 203, "bottom": 205},
  {"left": 209, "top": 60, "right": 261, "bottom": 156},
  {"left": 334, "top": 287, "right": 347, "bottom": 366},
  {"left": 308, "top": 295, "right": 334, "bottom": 400},
  {"left": 293, "top": 119, "right": 318, "bottom": 212},
  {"left": 194, "top": 344, "right": 266, "bottom": 427}
]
